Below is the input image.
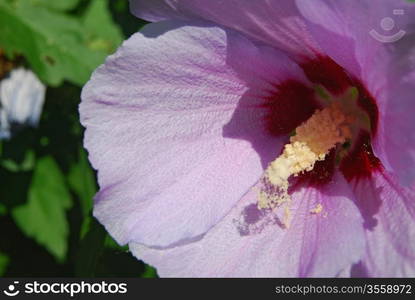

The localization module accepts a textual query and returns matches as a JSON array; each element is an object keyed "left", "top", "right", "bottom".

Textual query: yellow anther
[
  {"left": 291, "top": 102, "right": 351, "bottom": 156},
  {"left": 257, "top": 101, "right": 352, "bottom": 224}
]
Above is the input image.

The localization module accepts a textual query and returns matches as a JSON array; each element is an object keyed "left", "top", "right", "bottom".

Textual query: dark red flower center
[{"left": 263, "top": 55, "right": 382, "bottom": 187}]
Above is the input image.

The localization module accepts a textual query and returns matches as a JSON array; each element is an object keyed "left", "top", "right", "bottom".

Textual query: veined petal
[
  {"left": 295, "top": 0, "right": 414, "bottom": 88},
  {"left": 350, "top": 170, "right": 415, "bottom": 277},
  {"left": 129, "top": 0, "right": 320, "bottom": 58},
  {"left": 379, "top": 39, "right": 415, "bottom": 186},
  {"left": 80, "top": 21, "right": 306, "bottom": 248},
  {"left": 296, "top": 0, "right": 415, "bottom": 186},
  {"left": 130, "top": 172, "right": 365, "bottom": 277}
]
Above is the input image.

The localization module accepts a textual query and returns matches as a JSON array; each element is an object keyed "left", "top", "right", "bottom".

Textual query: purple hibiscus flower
[{"left": 80, "top": 0, "right": 415, "bottom": 277}]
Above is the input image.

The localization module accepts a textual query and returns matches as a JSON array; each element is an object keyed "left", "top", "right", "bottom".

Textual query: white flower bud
[{"left": 0, "top": 68, "right": 46, "bottom": 139}]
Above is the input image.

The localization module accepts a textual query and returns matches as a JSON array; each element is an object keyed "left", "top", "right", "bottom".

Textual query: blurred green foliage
[
  {"left": 0, "top": 0, "right": 155, "bottom": 277},
  {"left": 0, "top": 0, "right": 122, "bottom": 85},
  {"left": 12, "top": 156, "right": 73, "bottom": 262}
]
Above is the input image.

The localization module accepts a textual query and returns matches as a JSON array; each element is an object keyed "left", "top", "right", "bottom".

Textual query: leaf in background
[
  {"left": 68, "top": 148, "right": 96, "bottom": 217},
  {"left": 83, "top": 0, "right": 123, "bottom": 54},
  {"left": 0, "top": 0, "right": 99, "bottom": 85},
  {"left": 12, "top": 156, "right": 72, "bottom": 262},
  {"left": 30, "top": 0, "right": 80, "bottom": 11},
  {"left": 0, "top": 0, "right": 121, "bottom": 86},
  {"left": 0, "top": 252, "right": 9, "bottom": 276}
]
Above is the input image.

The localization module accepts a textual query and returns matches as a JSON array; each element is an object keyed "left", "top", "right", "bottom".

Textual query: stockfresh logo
[{"left": 3, "top": 281, "right": 20, "bottom": 297}]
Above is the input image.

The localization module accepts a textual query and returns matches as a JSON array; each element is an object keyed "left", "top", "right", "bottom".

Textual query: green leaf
[
  {"left": 68, "top": 148, "right": 96, "bottom": 217},
  {"left": 12, "top": 156, "right": 72, "bottom": 262},
  {"left": 0, "top": 0, "right": 112, "bottom": 86},
  {"left": 30, "top": 0, "right": 80, "bottom": 11},
  {"left": 0, "top": 252, "right": 9, "bottom": 276},
  {"left": 83, "top": 0, "right": 123, "bottom": 54}
]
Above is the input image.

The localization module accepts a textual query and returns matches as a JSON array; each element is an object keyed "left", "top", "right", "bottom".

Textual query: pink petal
[
  {"left": 129, "top": 0, "right": 321, "bottom": 58},
  {"left": 296, "top": 0, "right": 415, "bottom": 186},
  {"left": 295, "top": 0, "right": 413, "bottom": 87},
  {"left": 130, "top": 172, "right": 365, "bottom": 277},
  {"left": 80, "top": 21, "right": 306, "bottom": 247},
  {"left": 378, "top": 44, "right": 415, "bottom": 186},
  {"left": 350, "top": 170, "right": 415, "bottom": 277}
]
